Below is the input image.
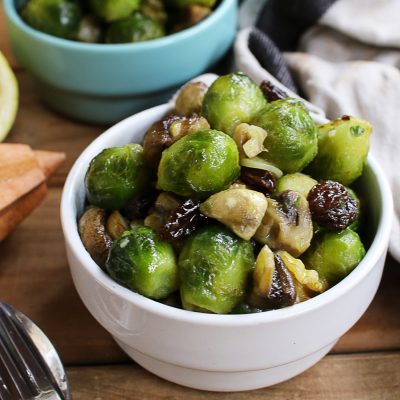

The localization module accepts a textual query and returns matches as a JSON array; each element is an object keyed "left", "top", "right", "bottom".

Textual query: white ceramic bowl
[{"left": 61, "top": 103, "right": 393, "bottom": 392}]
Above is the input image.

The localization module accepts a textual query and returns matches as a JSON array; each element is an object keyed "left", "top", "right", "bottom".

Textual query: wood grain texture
[{"left": 67, "top": 353, "right": 400, "bottom": 400}]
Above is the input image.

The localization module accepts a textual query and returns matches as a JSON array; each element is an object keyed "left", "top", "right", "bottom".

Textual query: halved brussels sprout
[
  {"left": 85, "top": 144, "right": 152, "bottom": 210},
  {"left": 200, "top": 188, "right": 268, "bottom": 240},
  {"left": 78, "top": 207, "right": 112, "bottom": 269},
  {"left": 106, "top": 13, "right": 165, "bottom": 43},
  {"left": 157, "top": 129, "right": 240, "bottom": 199},
  {"left": 248, "top": 245, "right": 296, "bottom": 310},
  {"left": 179, "top": 225, "right": 255, "bottom": 314},
  {"left": 106, "top": 227, "right": 178, "bottom": 299},
  {"left": 87, "top": 0, "right": 141, "bottom": 22},
  {"left": 301, "top": 228, "right": 366, "bottom": 286},
  {"left": 306, "top": 116, "right": 372, "bottom": 185},
  {"left": 252, "top": 98, "right": 318, "bottom": 173},
  {"left": 254, "top": 190, "right": 313, "bottom": 257},
  {"left": 201, "top": 73, "right": 267, "bottom": 136},
  {"left": 21, "top": 0, "right": 82, "bottom": 39},
  {"left": 276, "top": 173, "right": 317, "bottom": 198}
]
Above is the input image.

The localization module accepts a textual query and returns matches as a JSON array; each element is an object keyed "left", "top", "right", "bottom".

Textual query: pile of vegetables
[
  {"left": 20, "top": 0, "right": 218, "bottom": 43},
  {"left": 79, "top": 72, "right": 372, "bottom": 314}
]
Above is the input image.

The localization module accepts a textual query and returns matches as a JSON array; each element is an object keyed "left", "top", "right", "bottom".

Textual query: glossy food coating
[
  {"left": 85, "top": 144, "right": 151, "bottom": 210},
  {"left": 179, "top": 225, "right": 255, "bottom": 313},
  {"left": 106, "top": 227, "right": 178, "bottom": 299},
  {"left": 157, "top": 129, "right": 240, "bottom": 199}
]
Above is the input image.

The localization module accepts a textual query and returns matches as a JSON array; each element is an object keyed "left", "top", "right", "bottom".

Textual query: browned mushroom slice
[
  {"left": 248, "top": 245, "right": 296, "bottom": 310},
  {"left": 78, "top": 207, "right": 112, "bottom": 269},
  {"left": 200, "top": 188, "right": 268, "bottom": 240},
  {"left": 106, "top": 210, "right": 129, "bottom": 240},
  {"left": 174, "top": 81, "right": 209, "bottom": 117},
  {"left": 254, "top": 190, "right": 313, "bottom": 257}
]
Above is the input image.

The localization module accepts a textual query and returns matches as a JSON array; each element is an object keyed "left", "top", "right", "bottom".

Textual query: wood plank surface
[{"left": 67, "top": 352, "right": 400, "bottom": 400}]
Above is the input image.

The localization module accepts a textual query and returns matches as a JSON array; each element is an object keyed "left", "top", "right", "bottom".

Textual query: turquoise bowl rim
[{"left": 3, "top": 0, "right": 235, "bottom": 53}]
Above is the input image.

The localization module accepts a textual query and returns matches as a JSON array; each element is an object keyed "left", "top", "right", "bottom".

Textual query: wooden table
[{"left": 1, "top": 10, "right": 400, "bottom": 399}]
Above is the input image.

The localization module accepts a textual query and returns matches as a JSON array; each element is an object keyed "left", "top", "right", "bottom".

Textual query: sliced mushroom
[
  {"left": 277, "top": 250, "right": 327, "bottom": 302},
  {"left": 174, "top": 81, "right": 209, "bottom": 117},
  {"left": 106, "top": 210, "right": 129, "bottom": 240},
  {"left": 248, "top": 245, "right": 296, "bottom": 310},
  {"left": 254, "top": 190, "right": 313, "bottom": 257},
  {"left": 78, "top": 207, "right": 112, "bottom": 269},
  {"left": 200, "top": 188, "right": 268, "bottom": 240}
]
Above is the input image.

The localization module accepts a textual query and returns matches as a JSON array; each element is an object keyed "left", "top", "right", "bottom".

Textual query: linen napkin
[{"left": 235, "top": 0, "right": 400, "bottom": 262}]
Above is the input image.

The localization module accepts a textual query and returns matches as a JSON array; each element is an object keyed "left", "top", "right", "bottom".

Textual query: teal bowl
[{"left": 3, "top": 0, "right": 237, "bottom": 124}]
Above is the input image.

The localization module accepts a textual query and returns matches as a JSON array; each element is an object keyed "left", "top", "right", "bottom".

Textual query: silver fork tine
[
  {"left": 0, "top": 304, "right": 63, "bottom": 399},
  {"left": 0, "top": 329, "right": 33, "bottom": 399}
]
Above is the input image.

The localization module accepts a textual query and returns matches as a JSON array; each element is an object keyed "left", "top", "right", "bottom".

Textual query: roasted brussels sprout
[
  {"left": 255, "top": 190, "right": 313, "bottom": 257},
  {"left": 179, "top": 225, "right": 255, "bottom": 313},
  {"left": 200, "top": 187, "right": 268, "bottom": 240},
  {"left": 87, "top": 0, "right": 141, "bottom": 22},
  {"left": 21, "top": 0, "right": 82, "bottom": 39},
  {"left": 276, "top": 173, "right": 317, "bottom": 198},
  {"left": 106, "top": 12, "right": 165, "bottom": 43},
  {"left": 106, "top": 227, "right": 178, "bottom": 299},
  {"left": 306, "top": 116, "right": 372, "bottom": 186},
  {"left": 85, "top": 144, "right": 151, "bottom": 210},
  {"left": 79, "top": 207, "right": 112, "bottom": 269},
  {"left": 201, "top": 73, "right": 267, "bottom": 136},
  {"left": 301, "top": 229, "right": 365, "bottom": 286},
  {"left": 157, "top": 129, "right": 240, "bottom": 199},
  {"left": 252, "top": 98, "right": 318, "bottom": 174}
]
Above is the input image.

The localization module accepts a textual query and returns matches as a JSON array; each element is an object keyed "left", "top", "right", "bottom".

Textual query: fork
[{"left": 0, "top": 302, "right": 70, "bottom": 399}]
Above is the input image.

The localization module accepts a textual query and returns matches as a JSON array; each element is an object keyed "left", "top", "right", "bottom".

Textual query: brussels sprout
[
  {"left": 165, "top": 0, "right": 217, "bottom": 8},
  {"left": 276, "top": 173, "right": 317, "bottom": 198},
  {"left": 179, "top": 225, "right": 255, "bottom": 314},
  {"left": 106, "top": 13, "right": 165, "bottom": 43},
  {"left": 78, "top": 206, "right": 112, "bottom": 269},
  {"left": 200, "top": 188, "right": 268, "bottom": 240},
  {"left": 306, "top": 116, "right": 372, "bottom": 186},
  {"left": 85, "top": 144, "right": 152, "bottom": 210},
  {"left": 255, "top": 191, "right": 313, "bottom": 257},
  {"left": 87, "top": 0, "right": 141, "bottom": 22},
  {"left": 21, "top": 0, "right": 82, "bottom": 39},
  {"left": 301, "top": 229, "right": 365, "bottom": 286},
  {"left": 157, "top": 129, "right": 240, "bottom": 199},
  {"left": 201, "top": 73, "right": 267, "bottom": 136},
  {"left": 106, "top": 227, "right": 178, "bottom": 299},
  {"left": 252, "top": 98, "right": 318, "bottom": 173}
]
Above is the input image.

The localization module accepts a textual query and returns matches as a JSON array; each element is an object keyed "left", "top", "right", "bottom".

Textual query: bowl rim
[
  {"left": 61, "top": 102, "right": 394, "bottom": 327},
  {"left": 3, "top": 0, "right": 236, "bottom": 52}
]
